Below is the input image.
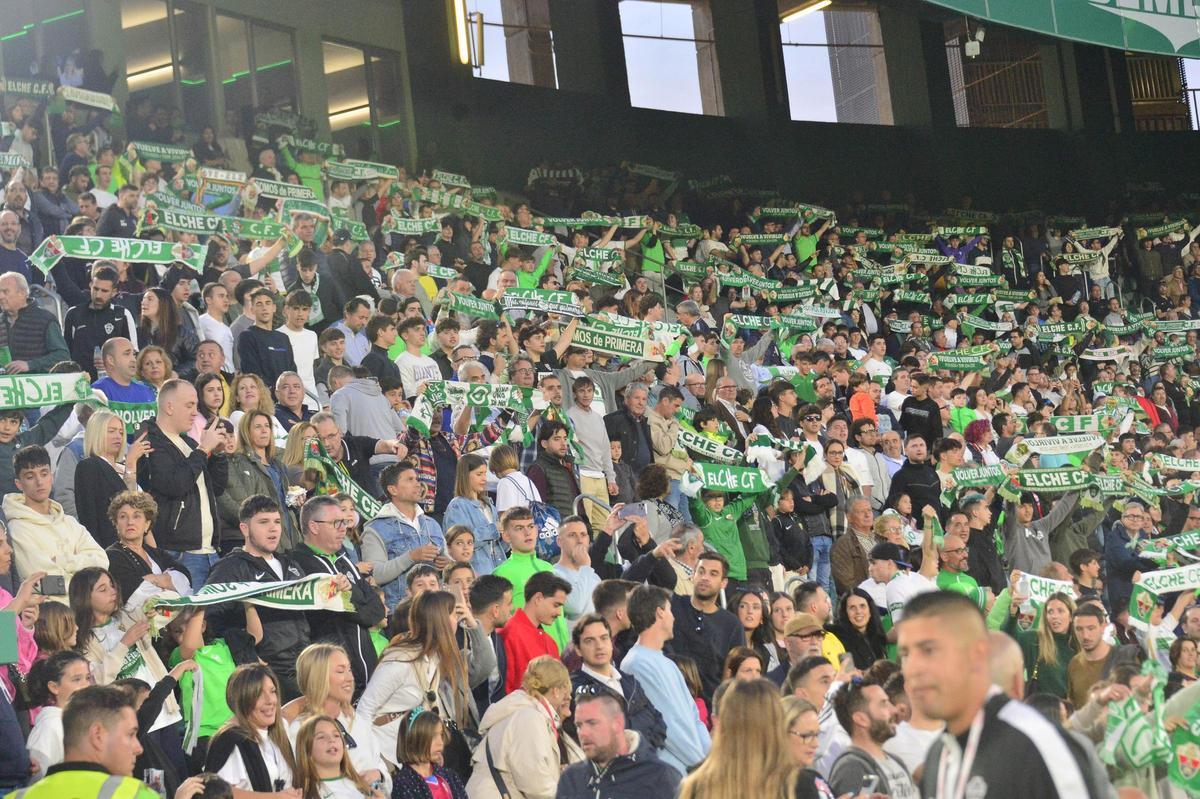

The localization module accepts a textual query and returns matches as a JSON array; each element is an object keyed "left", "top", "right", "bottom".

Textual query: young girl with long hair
[
  {"left": 26, "top": 651, "right": 90, "bottom": 779},
  {"left": 292, "top": 715, "right": 382, "bottom": 799},
  {"left": 391, "top": 710, "right": 468, "bottom": 799}
]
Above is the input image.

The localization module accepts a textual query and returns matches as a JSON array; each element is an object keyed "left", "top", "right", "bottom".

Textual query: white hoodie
[{"left": 3, "top": 492, "right": 107, "bottom": 598}]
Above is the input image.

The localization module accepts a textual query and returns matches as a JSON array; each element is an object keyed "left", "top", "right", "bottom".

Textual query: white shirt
[
  {"left": 580, "top": 664, "right": 625, "bottom": 697},
  {"left": 882, "top": 721, "right": 943, "bottom": 776},
  {"left": 885, "top": 390, "right": 909, "bottom": 416},
  {"left": 287, "top": 712, "right": 389, "bottom": 795},
  {"left": 857, "top": 577, "right": 888, "bottom": 611},
  {"left": 863, "top": 357, "right": 892, "bottom": 380},
  {"left": 844, "top": 447, "right": 874, "bottom": 489},
  {"left": 496, "top": 471, "right": 541, "bottom": 513},
  {"left": 885, "top": 571, "right": 938, "bottom": 624},
  {"left": 395, "top": 351, "right": 441, "bottom": 399},
  {"left": 216, "top": 728, "right": 293, "bottom": 791},
  {"left": 277, "top": 324, "right": 320, "bottom": 409},
  {"left": 199, "top": 313, "right": 235, "bottom": 367},
  {"left": 27, "top": 706, "right": 62, "bottom": 781}
]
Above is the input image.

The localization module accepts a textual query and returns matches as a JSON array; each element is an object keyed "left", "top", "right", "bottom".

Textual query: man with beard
[
  {"left": 828, "top": 680, "right": 918, "bottom": 798},
  {"left": 668, "top": 552, "right": 743, "bottom": 703}
]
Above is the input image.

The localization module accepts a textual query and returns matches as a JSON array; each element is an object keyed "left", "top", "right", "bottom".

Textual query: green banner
[
  {"left": 303, "top": 438, "right": 383, "bottom": 520},
  {"left": 251, "top": 177, "right": 318, "bottom": 201},
  {"left": 130, "top": 141, "right": 192, "bottom": 164},
  {"left": 926, "top": 344, "right": 995, "bottom": 372},
  {"left": 440, "top": 290, "right": 498, "bottom": 321},
  {"left": 279, "top": 135, "right": 343, "bottom": 158},
  {"left": 141, "top": 207, "right": 222, "bottom": 236},
  {"left": 29, "top": 236, "right": 204, "bottom": 275},
  {"left": 107, "top": 400, "right": 158, "bottom": 436},
  {"left": 221, "top": 216, "right": 287, "bottom": 241},
  {"left": 0, "top": 77, "right": 54, "bottom": 98},
  {"left": 499, "top": 288, "right": 584, "bottom": 317},
  {"left": 502, "top": 226, "right": 556, "bottom": 247},
  {"left": 325, "top": 159, "right": 400, "bottom": 181},
  {"left": 0, "top": 152, "right": 29, "bottom": 171},
  {"left": 924, "top": 0, "right": 1200, "bottom": 57},
  {"left": 0, "top": 372, "right": 91, "bottom": 410},
  {"left": 566, "top": 266, "right": 623, "bottom": 287},
  {"left": 692, "top": 463, "right": 772, "bottom": 494},
  {"left": 61, "top": 85, "right": 118, "bottom": 112},
  {"left": 431, "top": 169, "right": 471, "bottom": 188},
  {"left": 382, "top": 215, "right": 441, "bottom": 236},
  {"left": 571, "top": 319, "right": 664, "bottom": 362}
]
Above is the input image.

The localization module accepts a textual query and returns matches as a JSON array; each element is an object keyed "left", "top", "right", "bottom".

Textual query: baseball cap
[
  {"left": 331, "top": 228, "right": 352, "bottom": 245},
  {"left": 869, "top": 542, "right": 912, "bottom": 570},
  {"left": 784, "top": 613, "right": 824, "bottom": 637}
]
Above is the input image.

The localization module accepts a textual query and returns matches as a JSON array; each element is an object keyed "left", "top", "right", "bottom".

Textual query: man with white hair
[
  {"left": 137, "top": 379, "right": 229, "bottom": 587},
  {"left": 0, "top": 271, "right": 69, "bottom": 374}
]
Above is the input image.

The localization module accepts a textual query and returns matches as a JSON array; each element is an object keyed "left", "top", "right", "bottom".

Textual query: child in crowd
[
  {"left": 445, "top": 526, "right": 476, "bottom": 566},
  {"left": 692, "top": 408, "right": 727, "bottom": 444},
  {"left": 670, "top": 654, "right": 710, "bottom": 730},
  {"left": 405, "top": 564, "right": 442, "bottom": 597},
  {"left": 847, "top": 373, "right": 876, "bottom": 423},
  {"left": 609, "top": 437, "right": 637, "bottom": 505},
  {"left": 293, "top": 714, "right": 384, "bottom": 799},
  {"left": 391, "top": 710, "right": 467, "bottom": 799}
]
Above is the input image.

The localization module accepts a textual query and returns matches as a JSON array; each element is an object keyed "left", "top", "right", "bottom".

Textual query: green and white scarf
[
  {"left": 566, "top": 267, "right": 622, "bottom": 287},
  {"left": 692, "top": 463, "right": 772, "bottom": 494},
  {"left": 502, "top": 227, "right": 556, "bottom": 248},
  {"left": 439, "top": 291, "right": 498, "bottom": 321},
  {"left": 221, "top": 216, "right": 287, "bottom": 242},
  {"left": 926, "top": 345, "right": 994, "bottom": 372},
  {"left": 677, "top": 428, "right": 742, "bottom": 464},
  {"left": 958, "top": 313, "right": 1013, "bottom": 332},
  {"left": 499, "top": 288, "right": 584, "bottom": 317},
  {"left": 140, "top": 207, "right": 222, "bottom": 236},
  {"left": 250, "top": 177, "right": 317, "bottom": 201},
  {"left": 406, "top": 381, "right": 532, "bottom": 437},
  {"left": 151, "top": 574, "right": 352, "bottom": 616},
  {"left": 61, "top": 85, "right": 118, "bottom": 111},
  {"left": 324, "top": 159, "right": 399, "bottom": 181},
  {"left": 278, "top": 134, "right": 343, "bottom": 158},
  {"left": 0, "top": 152, "right": 28, "bottom": 170},
  {"left": 0, "top": 372, "right": 92, "bottom": 409},
  {"left": 382, "top": 215, "right": 441, "bottom": 236},
  {"left": 303, "top": 438, "right": 383, "bottom": 519},
  {"left": 29, "top": 235, "right": 204, "bottom": 274},
  {"left": 431, "top": 169, "right": 471, "bottom": 188},
  {"left": 130, "top": 141, "right": 192, "bottom": 164},
  {"left": 933, "top": 225, "right": 988, "bottom": 237},
  {"left": 1006, "top": 433, "right": 1105, "bottom": 465},
  {"left": 1099, "top": 661, "right": 1170, "bottom": 769},
  {"left": 571, "top": 319, "right": 664, "bottom": 362}
]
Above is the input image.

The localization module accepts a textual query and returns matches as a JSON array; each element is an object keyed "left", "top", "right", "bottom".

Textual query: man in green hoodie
[{"left": 492, "top": 505, "right": 569, "bottom": 651}]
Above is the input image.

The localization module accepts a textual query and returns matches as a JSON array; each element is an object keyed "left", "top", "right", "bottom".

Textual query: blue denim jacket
[
  {"left": 443, "top": 496, "right": 505, "bottom": 576},
  {"left": 362, "top": 505, "right": 445, "bottom": 609}
]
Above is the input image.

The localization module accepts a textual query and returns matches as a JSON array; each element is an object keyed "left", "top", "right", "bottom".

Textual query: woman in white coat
[{"left": 466, "top": 656, "right": 584, "bottom": 799}]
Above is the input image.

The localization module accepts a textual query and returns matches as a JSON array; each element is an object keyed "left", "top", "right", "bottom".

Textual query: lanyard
[{"left": 934, "top": 692, "right": 990, "bottom": 799}]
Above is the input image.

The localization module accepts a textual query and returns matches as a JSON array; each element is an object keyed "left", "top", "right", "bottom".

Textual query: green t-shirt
[
  {"left": 937, "top": 570, "right": 988, "bottom": 609},
  {"left": 169, "top": 640, "right": 236, "bottom": 739},
  {"left": 370, "top": 629, "right": 388, "bottom": 657},
  {"left": 793, "top": 233, "right": 818, "bottom": 265}
]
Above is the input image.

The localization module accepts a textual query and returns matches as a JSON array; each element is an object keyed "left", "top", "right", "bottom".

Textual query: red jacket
[{"left": 498, "top": 608, "right": 559, "bottom": 694}]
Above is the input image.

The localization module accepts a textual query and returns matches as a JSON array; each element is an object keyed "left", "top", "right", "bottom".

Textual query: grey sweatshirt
[
  {"left": 330, "top": 378, "right": 406, "bottom": 463},
  {"left": 1002, "top": 491, "right": 1078, "bottom": 574}
]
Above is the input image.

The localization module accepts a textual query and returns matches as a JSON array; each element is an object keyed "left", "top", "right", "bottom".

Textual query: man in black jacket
[
  {"left": 328, "top": 229, "right": 379, "bottom": 303},
  {"left": 557, "top": 690, "right": 680, "bottom": 799},
  {"left": 290, "top": 495, "right": 385, "bottom": 697},
  {"left": 137, "top": 379, "right": 229, "bottom": 588},
  {"left": 236, "top": 287, "right": 296, "bottom": 391},
  {"left": 63, "top": 264, "right": 138, "bottom": 380},
  {"left": 311, "top": 411, "right": 406, "bottom": 498},
  {"left": 205, "top": 494, "right": 310, "bottom": 701},
  {"left": 884, "top": 435, "right": 941, "bottom": 519},
  {"left": 898, "top": 373, "right": 941, "bottom": 447},
  {"left": 603, "top": 384, "right": 653, "bottom": 474}
]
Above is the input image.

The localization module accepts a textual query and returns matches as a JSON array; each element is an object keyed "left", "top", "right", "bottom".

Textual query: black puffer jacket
[
  {"left": 136, "top": 421, "right": 229, "bottom": 552},
  {"left": 554, "top": 731, "right": 681, "bottom": 799},
  {"left": 204, "top": 548, "right": 308, "bottom": 700}
]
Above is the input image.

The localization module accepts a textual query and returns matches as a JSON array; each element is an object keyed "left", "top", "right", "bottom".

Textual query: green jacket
[
  {"left": 737, "top": 468, "right": 799, "bottom": 573},
  {"left": 493, "top": 551, "right": 568, "bottom": 651},
  {"left": 1005, "top": 617, "right": 1075, "bottom": 700},
  {"left": 689, "top": 493, "right": 755, "bottom": 581}
]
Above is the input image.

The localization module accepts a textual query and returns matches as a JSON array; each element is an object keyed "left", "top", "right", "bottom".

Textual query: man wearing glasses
[
  {"left": 935, "top": 533, "right": 994, "bottom": 612},
  {"left": 1103, "top": 500, "right": 1160, "bottom": 615},
  {"left": 291, "top": 495, "right": 385, "bottom": 696}
]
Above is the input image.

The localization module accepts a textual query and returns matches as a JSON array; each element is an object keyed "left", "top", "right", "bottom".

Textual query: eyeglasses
[
  {"left": 789, "top": 729, "right": 820, "bottom": 743},
  {"left": 803, "top": 415, "right": 821, "bottom": 422},
  {"left": 789, "top": 630, "right": 826, "bottom": 640},
  {"left": 943, "top": 546, "right": 968, "bottom": 555},
  {"left": 314, "top": 518, "right": 350, "bottom": 529}
]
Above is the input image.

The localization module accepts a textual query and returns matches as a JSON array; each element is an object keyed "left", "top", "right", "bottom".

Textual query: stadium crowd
[{"left": 0, "top": 69, "right": 1195, "bottom": 799}]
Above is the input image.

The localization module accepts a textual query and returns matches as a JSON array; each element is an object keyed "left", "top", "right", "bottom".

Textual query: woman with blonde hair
[
  {"left": 136, "top": 344, "right": 175, "bottom": 391},
  {"left": 204, "top": 664, "right": 299, "bottom": 799},
  {"left": 69, "top": 409, "right": 151, "bottom": 548},
  {"left": 283, "top": 644, "right": 386, "bottom": 792},
  {"left": 783, "top": 696, "right": 833, "bottom": 798},
  {"left": 281, "top": 421, "right": 318, "bottom": 486},
  {"left": 680, "top": 678, "right": 798, "bottom": 799},
  {"left": 355, "top": 591, "right": 474, "bottom": 774},
  {"left": 292, "top": 715, "right": 383, "bottom": 799},
  {"left": 229, "top": 373, "right": 287, "bottom": 442},
  {"left": 466, "top": 655, "right": 584, "bottom": 799},
  {"left": 443, "top": 453, "right": 502, "bottom": 575},
  {"left": 217, "top": 409, "right": 300, "bottom": 551}
]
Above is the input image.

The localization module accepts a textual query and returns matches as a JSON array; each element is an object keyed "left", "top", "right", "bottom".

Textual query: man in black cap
[{"left": 328, "top": 228, "right": 379, "bottom": 303}]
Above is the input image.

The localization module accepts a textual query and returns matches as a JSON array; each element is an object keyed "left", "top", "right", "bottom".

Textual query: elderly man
[
  {"left": 0, "top": 272, "right": 69, "bottom": 374},
  {"left": 674, "top": 299, "right": 711, "bottom": 336},
  {"left": 831, "top": 498, "right": 880, "bottom": 599},
  {"left": 136, "top": 379, "right": 229, "bottom": 587},
  {"left": 605, "top": 383, "right": 654, "bottom": 474}
]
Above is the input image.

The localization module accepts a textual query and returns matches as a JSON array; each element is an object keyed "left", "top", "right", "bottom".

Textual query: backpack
[{"left": 504, "top": 474, "right": 561, "bottom": 561}]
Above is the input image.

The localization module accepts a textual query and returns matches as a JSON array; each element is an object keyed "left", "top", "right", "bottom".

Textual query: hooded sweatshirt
[
  {"left": 3, "top": 493, "right": 107, "bottom": 598},
  {"left": 330, "top": 378, "right": 406, "bottom": 463}
]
